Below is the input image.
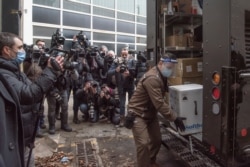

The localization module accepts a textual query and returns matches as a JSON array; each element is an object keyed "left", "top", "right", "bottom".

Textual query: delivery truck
[{"left": 146, "top": 0, "right": 250, "bottom": 166}]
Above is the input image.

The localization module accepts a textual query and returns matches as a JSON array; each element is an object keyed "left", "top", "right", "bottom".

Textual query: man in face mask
[
  {"left": 0, "top": 32, "right": 64, "bottom": 167},
  {"left": 127, "top": 52, "right": 186, "bottom": 167},
  {"left": 7, "top": 40, "right": 26, "bottom": 64}
]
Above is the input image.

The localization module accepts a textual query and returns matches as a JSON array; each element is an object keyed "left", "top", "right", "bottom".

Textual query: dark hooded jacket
[
  {"left": 0, "top": 57, "right": 57, "bottom": 146},
  {"left": 0, "top": 73, "right": 25, "bottom": 167}
]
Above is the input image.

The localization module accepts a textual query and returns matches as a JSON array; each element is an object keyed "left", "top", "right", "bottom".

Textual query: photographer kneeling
[
  {"left": 75, "top": 73, "right": 99, "bottom": 123},
  {"left": 98, "top": 84, "right": 120, "bottom": 125}
]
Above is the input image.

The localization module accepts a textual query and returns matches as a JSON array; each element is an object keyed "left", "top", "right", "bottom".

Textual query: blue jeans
[
  {"left": 79, "top": 104, "right": 88, "bottom": 114},
  {"left": 79, "top": 103, "right": 88, "bottom": 121},
  {"left": 118, "top": 87, "right": 134, "bottom": 116}
]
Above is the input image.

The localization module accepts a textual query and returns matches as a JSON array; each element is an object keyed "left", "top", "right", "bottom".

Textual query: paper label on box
[
  {"left": 186, "top": 65, "right": 192, "bottom": 72},
  {"left": 197, "top": 62, "right": 203, "bottom": 72}
]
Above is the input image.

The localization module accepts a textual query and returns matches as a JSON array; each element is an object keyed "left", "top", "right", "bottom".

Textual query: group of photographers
[
  {"left": 0, "top": 30, "right": 148, "bottom": 167},
  {"left": 65, "top": 32, "right": 149, "bottom": 128},
  {"left": 0, "top": 30, "right": 187, "bottom": 167}
]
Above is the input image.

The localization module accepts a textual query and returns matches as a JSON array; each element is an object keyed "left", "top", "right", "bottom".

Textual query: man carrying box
[{"left": 126, "top": 52, "right": 186, "bottom": 167}]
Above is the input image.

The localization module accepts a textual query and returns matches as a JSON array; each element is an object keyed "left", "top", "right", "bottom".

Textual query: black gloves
[{"left": 174, "top": 117, "right": 186, "bottom": 132}]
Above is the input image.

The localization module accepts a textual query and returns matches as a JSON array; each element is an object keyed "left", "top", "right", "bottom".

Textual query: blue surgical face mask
[
  {"left": 15, "top": 51, "right": 26, "bottom": 64},
  {"left": 161, "top": 66, "right": 173, "bottom": 77}
]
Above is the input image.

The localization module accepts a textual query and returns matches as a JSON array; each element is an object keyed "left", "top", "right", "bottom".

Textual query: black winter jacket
[
  {"left": 0, "top": 73, "right": 25, "bottom": 167},
  {"left": 0, "top": 57, "right": 57, "bottom": 146},
  {"left": 0, "top": 57, "right": 57, "bottom": 104}
]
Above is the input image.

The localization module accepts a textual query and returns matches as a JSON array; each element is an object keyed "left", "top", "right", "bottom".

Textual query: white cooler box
[{"left": 169, "top": 84, "right": 203, "bottom": 135}]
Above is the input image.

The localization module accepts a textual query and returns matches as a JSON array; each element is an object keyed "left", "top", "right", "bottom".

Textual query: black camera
[
  {"left": 128, "top": 50, "right": 147, "bottom": 63},
  {"left": 76, "top": 31, "right": 90, "bottom": 48},
  {"left": 23, "top": 44, "right": 62, "bottom": 71},
  {"left": 63, "top": 61, "right": 78, "bottom": 70},
  {"left": 105, "top": 56, "right": 114, "bottom": 64},
  {"left": 70, "top": 48, "right": 86, "bottom": 59},
  {"left": 50, "top": 88, "right": 63, "bottom": 104},
  {"left": 51, "top": 29, "right": 65, "bottom": 48},
  {"left": 91, "top": 82, "right": 98, "bottom": 88},
  {"left": 119, "top": 63, "right": 128, "bottom": 73},
  {"left": 24, "top": 44, "right": 49, "bottom": 63},
  {"left": 86, "top": 45, "right": 99, "bottom": 57}
]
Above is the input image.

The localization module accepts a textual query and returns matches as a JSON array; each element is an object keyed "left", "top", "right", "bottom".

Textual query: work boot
[
  {"left": 119, "top": 115, "right": 125, "bottom": 127},
  {"left": 40, "top": 123, "right": 46, "bottom": 129},
  {"left": 56, "top": 113, "right": 61, "bottom": 120},
  {"left": 48, "top": 115, "right": 56, "bottom": 134},
  {"left": 61, "top": 113, "right": 72, "bottom": 132},
  {"left": 36, "top": 131, "right": 44, "bottom": 138},
  {"left": 73, "top": 111, "right": 80, "bottom": 124}
]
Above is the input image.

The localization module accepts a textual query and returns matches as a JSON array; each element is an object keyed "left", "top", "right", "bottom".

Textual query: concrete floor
[{"left": 34, "top": 94, "right": 180, "bottom": 167}]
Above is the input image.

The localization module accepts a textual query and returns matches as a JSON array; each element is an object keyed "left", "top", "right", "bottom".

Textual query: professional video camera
[
  {"left": 128, "top": 50, "right": 147, "bottom": 62},
  {"left": 51, "top": 29, "right": 65, "bottom": 48},
  {"left": 57, "top": 49, "right": 80, "bottom": 71},
  {"left": 76, "top": 31, "right": 90, "bottom": 48},
  {"left": 85, "top": 45, "right": 100, "bottom": 57},
  {"left": 23, "top": 44, "right": 42, "bottom": 62},
  {"left": 23, "top": 44, "right": 62, "bottom": 71},
  {"left": 70, "top": 48, "right": 86, "bottom": 60},
  {"left": 128, "top": 50, "right": 148, "bottom": 85}
]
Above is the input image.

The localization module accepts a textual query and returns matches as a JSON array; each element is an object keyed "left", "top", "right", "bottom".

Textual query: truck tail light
[
  {"left": 211, "top": 71, "right": 221, "bottom": 115},
  {"left": 212, "top": 72, "right": 220, "bottom": 85},
  {"left": 212, "top": 102, "right": 220, "bottom": 115},
  {"left": 212, "top": 87, "right": 220, "bottom": 100},
  {"left": 241, "top": 128, "right": 248, "bottom": 137}
]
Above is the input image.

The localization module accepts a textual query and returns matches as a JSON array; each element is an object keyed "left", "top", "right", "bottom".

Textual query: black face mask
[
  {"left": 100, "top": 52, "right": 106, "bottom": 57},
  {"left": 105, "top": 56, "right": 114, "bottom": 63}
]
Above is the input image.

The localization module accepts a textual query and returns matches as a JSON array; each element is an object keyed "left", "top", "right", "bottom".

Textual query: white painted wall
[{"left": 22, "top": 0, "right": 33, "bottom": 44}]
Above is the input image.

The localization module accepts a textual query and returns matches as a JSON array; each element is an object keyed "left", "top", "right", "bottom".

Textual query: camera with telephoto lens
[
  {"left": 51, "top": 29, "right": 65, "bottom": 48},
  {"left": 91, "top": 81, "right": 98, "bottom": 88},
  {"left": 76, "top": 31, "right": 90, "bottom": 49},
  {"left": 119, "top": 63, "right": 136, "bottom": 75},
  {"left": 50, "top": 88, "right": 63, "bottom": 104},
  {"left": 23, "top": 44, "right": 49, "bottom": 62},
  {"left": 47, "top": 48, "right": 79, "bottom": 71},
  {"left": 119, "top": 63, "right": 128, "bottom": 73},
  {"left": 63, "top": 61, "right": 78, "bottom": 70},
  {"left": 128, "top": 50, "right": 147, "bottom": 63},
  {"left": 86, "top": 45, "right": 100, "bottom": 58},
  {"left": 88, "top": 102, "right": 98, "bottom": 123},
  {"left": 70, "top": 48, "right": 86, "bottom": 59},
  {"left": 23, "top": 44, "right": 62, "bottom": 71}
]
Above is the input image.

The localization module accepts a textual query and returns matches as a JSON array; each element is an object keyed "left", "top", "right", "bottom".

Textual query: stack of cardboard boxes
[{"left": 168, "top": 57, "right": 203, "bottom": 85}]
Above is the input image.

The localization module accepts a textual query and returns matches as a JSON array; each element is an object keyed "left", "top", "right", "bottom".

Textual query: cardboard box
[
  {"left": 179, "top": 0, "right": 192, "bottom": 14},
  {"left": 174, "top": 57, "right": 203, "bottom": 77},
  {"left": 169, "top": 84, "right": 203, "bottom": 135},
  {"left": 184, "top": 33, "right": 203, "bottom": 48},
  {"left": 166, "top": 35, "right": 187, "bottom": 47},
  {"left": 193, "top": 41, "right": 202, "bottom": 49},
  {"left": 168, "top": 76, "right": 203, "bottom": 85}
]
